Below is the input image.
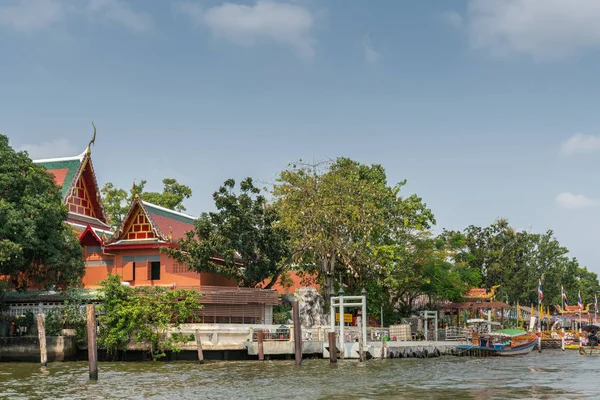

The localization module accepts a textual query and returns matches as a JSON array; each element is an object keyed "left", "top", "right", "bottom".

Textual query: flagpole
[{"left": 538, "top": 280, "right": 542, "bottom": 353}]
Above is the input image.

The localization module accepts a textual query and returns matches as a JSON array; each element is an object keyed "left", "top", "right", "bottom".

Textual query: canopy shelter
[{"left": 444, "top": 301, "right": 513, "bottom": 327}]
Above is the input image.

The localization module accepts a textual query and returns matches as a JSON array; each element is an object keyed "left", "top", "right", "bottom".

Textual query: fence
[{"left": 1, "top": 303, "right": 64, "bottom": 318}]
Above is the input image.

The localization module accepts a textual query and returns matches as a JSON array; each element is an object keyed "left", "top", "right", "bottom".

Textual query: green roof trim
[
  {"left": 35, "top": 158, "right": 82, "bottom": 199},
  {"left": 143, "top": 202, "right": 196, "bottom": 224}
]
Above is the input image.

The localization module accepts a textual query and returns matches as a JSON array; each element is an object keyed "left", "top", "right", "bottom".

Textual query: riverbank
[{"left": 0, "top": 352, "right": 596, "bottom": 399}]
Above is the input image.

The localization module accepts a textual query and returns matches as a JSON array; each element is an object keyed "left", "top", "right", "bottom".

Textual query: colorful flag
[
  {"left": 562, "top": 285, "right": 568, "bottom": 307},
  {"left": 538, "top": 280, "right": 544, "bottom": 303},
  {"left": 578, "top": 290, "right": 583, "bottom": 311}
]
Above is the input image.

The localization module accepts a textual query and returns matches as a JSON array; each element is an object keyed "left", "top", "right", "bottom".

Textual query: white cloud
[
  {"left": 0, "top": 0, "right": 152, "bottom": 34},
  {"left": 87, "top": 0, "right": 153, "bottom": 33},
  {"left": 175, "top": 0, "right": 315, "bottom": 59},
  {"left": 362, "top": 34, "right": 381, "bottom": 65},
  {"left": 466, "top": 0, "right": 600, "bottom": 60},
  {"left": 555, "top": 192, "right": 600, "bottom": 209},
  {"left": 440, "top": 11, "right": 463, "bottom": 29},
  {"left": 19, "top": 138, "right": 78, "bottom": 159},
  {"left": 0, "top": 0, "right": 66, "bottom": 32},
  {"left": 560, "top": 133, "right": 600, "bottom": 155}
]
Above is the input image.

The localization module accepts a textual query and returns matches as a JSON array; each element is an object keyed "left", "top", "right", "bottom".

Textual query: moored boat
[
  {"left": 579, "top": 324, "right": 600, "bottom": 356},
  {"left": 456, "top": 320, "right": 538, "bottom": 357}
]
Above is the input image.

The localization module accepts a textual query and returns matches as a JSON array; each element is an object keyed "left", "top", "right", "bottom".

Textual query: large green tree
[
  {"left": 101, "top": 178, "right": 192, "bottom": 229},
  {"left": 463, "top": 219, "right": 600, "bottom": 309},
  {"left": 167, "top": 178, "right": 291, "bottom": 288},
  {"left": 0, "top": 134, "right": 84, "bottom": 290},
  {"left": 273, "top": 157, "right": 436, "bottom": 301}
]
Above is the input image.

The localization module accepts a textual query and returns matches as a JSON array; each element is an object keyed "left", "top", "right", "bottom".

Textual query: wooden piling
[
  {"left": 257, "top": 329, "right": 264, "bottom": 361},
  {"left": 36, "top": 314, "right": 47, "bottom": 367},
  {"left": 292, "top": 300, "right": 302, "bottom": 366},
  {"left": 195, "top": 329, "right": 204, "bottom": 364},
  {"left": 328, "top": 332, "right": 337, "bottom": 363},
  {"left": 359, "top": 331, "right": 365, "bottom": 362},
  {"left": 381, "top": 340, "right": 386, "bottom": 360},
  {"left": 86, "top": 304, "right": 98, "bottom": 380}
]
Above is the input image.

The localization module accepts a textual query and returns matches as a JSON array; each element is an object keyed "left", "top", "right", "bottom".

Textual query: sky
[{"left": 3, "top": 0, "right": 600, "bottom": 274}]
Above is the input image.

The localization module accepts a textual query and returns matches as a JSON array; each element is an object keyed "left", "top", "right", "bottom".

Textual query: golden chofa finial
[{"left": 87, "top": 122, "right": 97, "bottom": 154}]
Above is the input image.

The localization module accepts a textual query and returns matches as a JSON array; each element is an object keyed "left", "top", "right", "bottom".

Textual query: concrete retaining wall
[{"left": 0, "top": 336, "right": 76, "bottom": 362}]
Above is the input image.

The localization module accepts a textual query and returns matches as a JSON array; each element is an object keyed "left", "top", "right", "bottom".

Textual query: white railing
[{"left": 1, "top": 303, "right": 64, "bottom": 318}]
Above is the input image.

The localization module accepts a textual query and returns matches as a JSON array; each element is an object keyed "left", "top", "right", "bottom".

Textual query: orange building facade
[{"left": 32, "top": 139, "right": 278, "bottom": 324}]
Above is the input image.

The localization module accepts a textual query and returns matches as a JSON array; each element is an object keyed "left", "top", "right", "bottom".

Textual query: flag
[
  {"left": 578, "top": 291, "right": 583, "bottom": 311},
  {"left": 562, "top": 285, "right": 568, "bottom": 307},
  {"left": 595, "top": 293, "right": 598, "bottom": 314},
  {"left": 538, "top": 280, "right": 544, "bottom": 303}
]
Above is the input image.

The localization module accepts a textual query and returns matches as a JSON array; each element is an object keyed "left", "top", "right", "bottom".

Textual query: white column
[
  {"left": 339, "top": 290, "right": 344, "bottom": 358},
  {"left": 361, "top": 289, "right": 367, "bottom": 351}
]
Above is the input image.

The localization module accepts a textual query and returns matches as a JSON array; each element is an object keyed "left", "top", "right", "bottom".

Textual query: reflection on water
[{"left": 0, "top": 351, "right": 597, "bottom": 399}]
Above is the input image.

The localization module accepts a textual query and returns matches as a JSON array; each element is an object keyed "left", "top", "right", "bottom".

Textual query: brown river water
[{"left": 0, "top": 351, "right": 596, "bottom": 399}]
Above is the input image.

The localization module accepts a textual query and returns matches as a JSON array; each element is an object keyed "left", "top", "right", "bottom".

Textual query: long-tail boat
[
  {"left": 457, "top": 320, "right": 538, "bottom": 356},
  {"left": 579, "top": 324, "right": 600, "bottom": 356}
]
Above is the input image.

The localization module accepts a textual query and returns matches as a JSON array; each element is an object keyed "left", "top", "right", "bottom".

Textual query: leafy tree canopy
[
  {"left": 0, "top": 134, "right": 84, "bottom": 291},
  {"left": 101, "top": 178, "right": 192, "bottom": 229},
  {"left": 167, "top": 177, "right": 291, "bottom": 288},
  {"left": 273, "top": 157, "right": 436, "bottom": 300}
]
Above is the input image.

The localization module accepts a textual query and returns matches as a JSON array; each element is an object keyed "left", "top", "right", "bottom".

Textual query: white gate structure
[{"left": 330, "top": 288, "right": 367, "bottom": 358}]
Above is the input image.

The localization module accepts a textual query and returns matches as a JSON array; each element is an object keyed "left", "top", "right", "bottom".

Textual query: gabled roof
[
  {"left": 33, "top": 147, "right": 108, "bottom": 225},
  {"left": 143, "top": 201, "right": 196, "bottom": 241},
  {"left": 79, "top": 225, "right": 104, "bottom": 246},
  {"left": 106, "top": 196, "right": 195, "bottom": 246},
  {"left": 34, "top": 151, "right": 86, "bottom": 199}
]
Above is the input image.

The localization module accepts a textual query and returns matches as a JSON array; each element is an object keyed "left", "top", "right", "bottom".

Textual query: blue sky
[{"left": 3, "top": 0, "right": 600, "bottom": 273}]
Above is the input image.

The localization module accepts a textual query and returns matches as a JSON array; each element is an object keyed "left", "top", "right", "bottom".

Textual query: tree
[
  {"left": 139, "top": 178, "right": 192, "bottom": 212},
  {"left": 273, "top": 157, "right": 435, "bottom": 301},
  {"left": 462, "top": 219, "right": 600, "bottom": 309},
  {"left": 167, "top": 178, "right": 291, "bottom": 288},
  {"left": 100, "top": 182, "right": 128, "bottom": 230},
  {"left": 101, "top": 178, "right": 192, "bottom": 229},
  {"left": 97, "top": 274, "right": 202, "bottom": 360},
  {"left": 0, "top": 134, "right": 84, "bottom": 290}
]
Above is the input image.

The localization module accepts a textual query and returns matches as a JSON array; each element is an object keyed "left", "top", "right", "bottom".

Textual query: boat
[
  {"left": 579, "top": 324, "right": 600, "bottom": 356},
  {"left": 456, "top": 319, "right": 538, "bottom": 357}
]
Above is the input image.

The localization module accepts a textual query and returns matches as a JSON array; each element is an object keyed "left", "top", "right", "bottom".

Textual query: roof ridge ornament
[{"left": 87, "top": 122, "right": 97, "bottom": 155}]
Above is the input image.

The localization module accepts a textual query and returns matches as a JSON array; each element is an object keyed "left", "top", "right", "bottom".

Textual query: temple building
[{"left": 16, "top": 134, "right": 279, "bottom": 324}]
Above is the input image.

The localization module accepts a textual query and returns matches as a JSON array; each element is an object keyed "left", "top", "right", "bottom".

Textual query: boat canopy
[{"left": 489, "top": 329, "right": 528, "bottom": 337}]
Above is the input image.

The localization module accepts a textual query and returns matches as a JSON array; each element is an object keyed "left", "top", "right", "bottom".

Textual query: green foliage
[
  {"left": 273, "top": 303, "right": 292, "bottom": 324},
  {"left": 101, "top": 178, "right": 192, "bottom": 229},
  {"left": 45, "top": 311, "right": 62, "bottom": 336},
  {"left": 463, "top": 219, "right": 600, "bottom": 308},
  {"left": 0, "top": 134, "right": 84, "bottom": 290},
  {"left": 97, "top": 274, "right": 202, "bottom": 360},
  {"left": 273, "top": 157, "right": 436, "bottom": 301},
  {"left": 100, "top": 182, "right": 128, "bottom": 230},
  {"left": 139, "top": 178, "right": 192, "bottom": 212},
  {"left": 167, "top": 177, "right": 291, "bottom": 288}
]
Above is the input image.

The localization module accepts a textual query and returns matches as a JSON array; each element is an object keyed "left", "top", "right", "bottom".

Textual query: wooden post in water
[
  {"left": 381, "top": 339, "right": 386, "bottom": 359},
  {"left": 328, "top": 331, "right": 337, "bottom": 363},
  {"left": 36, "top": 314, "right": 47, "bottom": 367},
  {"left": 195, "top": 329, "right": 204, "bottom": 364},
  {"left": 257, "top": 329, "right": 264, "bottom": 361},
  {"left": 86, "top": 304, "right": 98, "bottom": 380},
  {"left": 292, "top": 300, "right": 302, "bottom": 366},
  {"left": 561, "top": 327, "right": 565, "bottom": 351}
]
